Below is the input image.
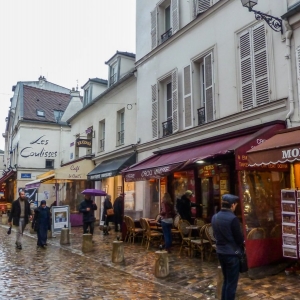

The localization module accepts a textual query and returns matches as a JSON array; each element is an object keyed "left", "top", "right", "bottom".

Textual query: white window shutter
[
  {"left": 151, "top": 7, "right": 158, "bottom": 50},
  {"left": 172, "top": 69, "right": 179, "bottom": 133},
  {"left": 204, "top": 52, "right": 214, "bottom": 123},
  {"left": 252, "top": 23, "right": 269, "bottom": 106},
  {"left": 151, "top": 84, "right": 158, "bottom": 138},
  {"left": 296, "top": 46, "right": 300, "bottom": 104},
  {"left": 183, "top": 65, "right": 193, "bottom": 128},
  {"left": 171, "top": 0, "right": 179, "bottom": 34},
  {"left": 193, "top": 0, "right": 197, "bottom": 19},
  {"left": 197, "top": 0, "right": 211, "bottom": 14},
  {"left": 239, "top": 29, "right": 254, "bottom": 110}
]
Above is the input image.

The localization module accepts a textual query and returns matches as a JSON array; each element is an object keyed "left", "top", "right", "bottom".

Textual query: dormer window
[
  {"left": 36, "top": 109, "right": 45, "bottom": 117},
  {"left": 54, "top": 110, "right": 64, "bottom": 122},
  {"left": 110, "top": 63, "right": 118, "bottom": 86}
]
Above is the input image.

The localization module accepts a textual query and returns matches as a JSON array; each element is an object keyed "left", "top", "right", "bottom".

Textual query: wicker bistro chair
[
  {"left": 190, "top": 224, "right": 210, "bottom": 261},
  {"left": 171, "top": 214, "right": 181, "bottom": 241},
  {"left": 142, "top": 218, "right": 163, "bottom": 250},
  {"left": 139, "top": 218, "right": 149, "bottom": 246},
  {"left": 194, "top": 218, "right": 205, "bottom": 227},
  {"left": 127, "top": 216, "right": 144, "bottom": 244},
  {"left": 178, "top": 219, "right": 195, "bottom": 256},
  {"left": 247, "top": 227, "right": 266, "bottom": 240},
  {"left": 123, "top": 216, "right": 131, "bottom": 242},
  {"left": 203, "top": 223, "right": 217, "bottom": 261}
]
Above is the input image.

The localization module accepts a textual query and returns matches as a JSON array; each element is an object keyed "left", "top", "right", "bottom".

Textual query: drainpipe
[{"left": 285, "top": 20, "right": 294, "bottom": 128}]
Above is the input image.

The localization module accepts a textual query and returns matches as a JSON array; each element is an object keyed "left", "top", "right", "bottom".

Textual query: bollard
[
  {"left": 154, "top": 250, "right": 169, "bottom": 278},
  {"left": 112, "top": 240, "right": 124, "bottom": 263},
  {"left": 1, "top": 214, "right": 8, "bottom": 225},
  {"left": 60, "top": 227, "right": 70, "bottom": 245},
  {"left": 216, "top": 265, "right": 223, "bottom": 299},
  {"left": 82, "top": 233, "right": 93, "bottom": 252}
]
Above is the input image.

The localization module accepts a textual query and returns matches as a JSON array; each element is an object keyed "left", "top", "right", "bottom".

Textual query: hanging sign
[{"left": 76, "top": 139, "right": 92, "bottom": 148}]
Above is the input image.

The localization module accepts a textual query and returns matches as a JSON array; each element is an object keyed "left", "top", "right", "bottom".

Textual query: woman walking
[
  {"left": 160, "top": 193, "right": 175, "bottom": 253},
  {"left": 32, "top": 200, "right": 51, "bottom": 248}
]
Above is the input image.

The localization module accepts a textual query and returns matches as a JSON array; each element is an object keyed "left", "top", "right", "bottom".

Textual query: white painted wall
[{"left": 119, "top": 56, "right": 135, "bottom": 78}]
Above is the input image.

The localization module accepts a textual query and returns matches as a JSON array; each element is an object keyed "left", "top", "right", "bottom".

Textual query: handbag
[
  {"left": 106, "top": 208, "right": 114, "bottom": 216},
  {"left": 239, "top": 247, "right": 248, "bottom": 273}
]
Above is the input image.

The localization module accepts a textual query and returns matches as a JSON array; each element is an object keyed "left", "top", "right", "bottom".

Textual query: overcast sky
[{"left": 0, "top": 0, "right": 136, "bottom": 150}]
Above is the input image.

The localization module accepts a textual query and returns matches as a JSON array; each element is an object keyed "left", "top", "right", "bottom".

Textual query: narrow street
[{"left": 1, "top": 224, "right": 300, "bottom": 300}]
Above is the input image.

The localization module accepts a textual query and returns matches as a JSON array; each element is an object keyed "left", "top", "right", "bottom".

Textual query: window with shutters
[
  {"left": 117, "top": 109, "right": 125, "bottom": 146},
  {"left": 151, "top": 0, "right": 179, "bottom": 49},
  {"left": 193, "top": 0, "right": 220, "bottom": 18},
  {"left": 191, "top": 51, "right": 215, "bottom": 125},
  {"left": 239, "top": 23, "right": 269, "bottom": 110},
  {"left": 152, "top": 68, "right": 179, "bottom": 138}
]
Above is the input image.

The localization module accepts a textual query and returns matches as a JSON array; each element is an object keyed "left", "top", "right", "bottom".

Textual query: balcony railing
[
  {"left": 117, "top": 130, "right": 124, "bottom": 146},
  {"left": 161, "top": 28, "right": 172, "bottom": 43},
  {"left": 110, "top": 73, "right": 117, "bottom": 86},
  {"left": 162, "top": 119, "right": 173, "bottom": 137},
  {"left": 197, "top": 107, "right": 206, "bottom": 125},
  {"left": 99, "top": 138, "right": 105, "bottom": 152}
]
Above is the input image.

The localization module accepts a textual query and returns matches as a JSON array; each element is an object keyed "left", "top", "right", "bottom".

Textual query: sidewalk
[{"left": 1, "top": 220, "right": 300, "bottom": 299}]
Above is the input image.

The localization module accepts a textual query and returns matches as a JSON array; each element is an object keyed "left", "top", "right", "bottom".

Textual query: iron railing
[
  {"left": 161, "top": 28, "right": 172, "bottom": 43},
  {"left": 197, "top": 107, "right": 206, "bottom": 125},
  {"left": 99, "top": 139, "right": 105, "bottom": 152},
  {"left": 117, "top": 130, "right": 124, "bottom": 146},
  {"left": 162, "top": 119, "right": 173, "bottom": 137}
]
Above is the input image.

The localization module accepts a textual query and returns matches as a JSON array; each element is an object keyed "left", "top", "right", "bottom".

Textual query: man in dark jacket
[
  {"left": 8, "top": 191, "right": 32, "bottom": 249},
  {"left": 212, "top": 194, "right": 244, "bottom": 300},
  {"left": 113, "top": 193, "right": 124, "bottom": 232},
  {"left": 79, "top": 195, "right": 97, "bottom": 235},
  {"left": 176, "top": 190, "right": 201, "bottom": 224}
]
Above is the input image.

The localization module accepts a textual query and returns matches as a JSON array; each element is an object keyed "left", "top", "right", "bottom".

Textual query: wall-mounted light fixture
[{"left": 241, "top": 0, "right": 283, "bottom": 33}]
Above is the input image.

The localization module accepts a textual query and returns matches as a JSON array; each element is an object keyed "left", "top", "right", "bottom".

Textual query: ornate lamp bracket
[{"left": 251, "top": 9, "right": 283, "bottom": 34}]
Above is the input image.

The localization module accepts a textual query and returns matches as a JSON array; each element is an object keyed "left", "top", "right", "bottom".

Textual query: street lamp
[{"left": 241, "top": 0, "right": 283, "bottom": 34}]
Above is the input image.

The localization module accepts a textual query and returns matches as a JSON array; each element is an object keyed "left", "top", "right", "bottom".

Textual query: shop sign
[
  {"left": 76, "top": 139, "right": 92, "bottom": 148},
  {"left": 198, "top": 164, "right": 217, "bottom": 177},
  {"left": 89, "top": 172, "right": 113, "bottom": 180},
  {"left": 21, "top": 173, "right": 31, "bottom": 179}
]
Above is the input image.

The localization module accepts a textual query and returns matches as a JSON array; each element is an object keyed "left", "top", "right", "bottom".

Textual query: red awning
[
  {"left": 123, "top": 124, "right": 283, "bottom": 182},
  {"left": 0, "top": 170, "right": 15, "bottom": 185},
  {"left": 247, "top": 127, "right": 300, "bottom": 166}
]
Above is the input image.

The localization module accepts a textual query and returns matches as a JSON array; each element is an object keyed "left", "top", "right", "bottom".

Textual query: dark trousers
[
  {"left": 37, "top": 223, "right": 48, "bottom": 246},
  {"left": 161, "top": 221, "right": 173, "bottom": 249},
  {"left": 83, "top": 221, "right": 95, "bottom": 235},
  {"left": 114, "top": 215, "right": 122, "bottom": 231},
  {"left": 218, "top": 254, "right": 240, "bottom": 300}
]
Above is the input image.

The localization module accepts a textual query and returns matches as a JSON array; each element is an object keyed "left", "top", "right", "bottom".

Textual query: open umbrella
[{"left": 81, "top": 189, "right": 107, "bottom": 196}]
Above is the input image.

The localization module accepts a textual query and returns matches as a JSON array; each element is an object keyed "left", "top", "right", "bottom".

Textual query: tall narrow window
[
  {"left": 117, "top": 110, "right": 125, "bottom": 146},
  {"left": 99, "top": 121, "right": 105, "bottom": 152},
  {"left": 166, "top": 82, "right": 172, "bottom": 120},
  {"left": 165, "top": 5, "right": 171, "bottom": 31},
  {"left": 110, "top": 64, "right": 117, "bottom": 86}
]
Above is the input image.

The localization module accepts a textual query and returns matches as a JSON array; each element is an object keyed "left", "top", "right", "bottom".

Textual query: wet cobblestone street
[{"left": 1, "top": 224, "right": 300, "bottom": 299}]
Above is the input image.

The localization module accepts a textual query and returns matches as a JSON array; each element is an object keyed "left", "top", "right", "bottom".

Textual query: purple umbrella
[{"left": 81, "top": 189, "right": 107, "bottom": 196}]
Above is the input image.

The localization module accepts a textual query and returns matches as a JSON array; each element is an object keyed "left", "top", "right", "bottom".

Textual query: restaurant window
[
  {"left": 149, "top": 179, "right": 160, "bottom": 219},
  {"left": 241, "top": 170, "right": 290, "bottom": 240}
]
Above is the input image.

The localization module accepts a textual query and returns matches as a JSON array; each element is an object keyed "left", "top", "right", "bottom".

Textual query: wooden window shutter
[
  {"left": 252, "top": 23, "right": 269, "bottom": 106},
  {"left": 151, "top": 84, "right": 158, "bottom": 138},
  {"left": 151, "top": 7, "right": 158, "bottom": 50},
  {"left": 171, "top": 0, "right": 179, "bottom": 34},
  {"left": 296, "top": 46, "right": 300, "bottom": 103},
  {"left": 172, "top": 69, "right": 179, "bottom": 133},
  {"left": 197, "top": 0, "right": 211, "bottom": 14},
  {"left": 204, "top": 52, "right": 214, "bottom": 123},
  {"left": 183, "top": 65, "right": 193, "bottom": 128},
  {"left": 239, "top": 29, "right": 254, "bottom": 110}
]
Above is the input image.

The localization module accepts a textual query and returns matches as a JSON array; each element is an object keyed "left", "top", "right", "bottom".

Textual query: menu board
[{"left": 281, "top": 189, "right": 299, "bottom": 259}]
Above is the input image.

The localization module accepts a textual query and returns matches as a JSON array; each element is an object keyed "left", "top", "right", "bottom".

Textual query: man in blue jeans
[{"left": 212, "top": 194, "right": 244, "bottom": 300}]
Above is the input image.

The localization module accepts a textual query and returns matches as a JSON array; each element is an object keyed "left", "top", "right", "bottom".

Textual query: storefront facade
[{"left": 123, "top": 122, "right": 287, "bottom": 268}]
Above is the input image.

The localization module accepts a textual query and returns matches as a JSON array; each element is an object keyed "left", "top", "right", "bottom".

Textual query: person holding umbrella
[{"left": 79, "top": 194, "right": 98, "bottom": 235}]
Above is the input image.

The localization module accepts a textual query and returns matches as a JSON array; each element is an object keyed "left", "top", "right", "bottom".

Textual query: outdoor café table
[{"left": 185, "top": 225, "right": 201, "bottom": 239}]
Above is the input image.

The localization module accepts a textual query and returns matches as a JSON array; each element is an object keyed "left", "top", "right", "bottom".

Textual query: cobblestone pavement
[{"left": 1, "top": 223, "right": 300, "bottom": 299}]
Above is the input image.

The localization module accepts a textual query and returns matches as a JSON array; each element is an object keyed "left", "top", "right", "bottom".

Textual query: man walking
[
  {"left": 212, "top": 194, "right": 244, "bottom": 300},
  {"left": 8, "top": 191, "right": 32, "bottom": 250},
  {"left": 79, "top": 195, "right": 97, "bottom": 235},
  {"left": 113, "top": 193, "right": 124, "bottom": 232}
]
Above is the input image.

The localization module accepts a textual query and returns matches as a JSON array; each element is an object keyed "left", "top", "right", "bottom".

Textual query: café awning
[
  {"left": 0, "top": 170, "right": 15, "bottom": 186},
  {"left": 25, "top": 173, "right": 55, "bottom": 189},
  {"left": 247, "top": 127, "right": 300, "bottom": 166},
  {"left": 123, "top": 124, "right": 284, "bottom": 181},
  {"left": 87, "top": 153, "right": 136, "bottom": 180}
]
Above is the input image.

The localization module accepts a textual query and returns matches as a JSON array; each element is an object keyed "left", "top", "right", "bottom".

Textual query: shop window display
[{"left": 241, "top": 170, "right": 289, "bottom": 240}]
